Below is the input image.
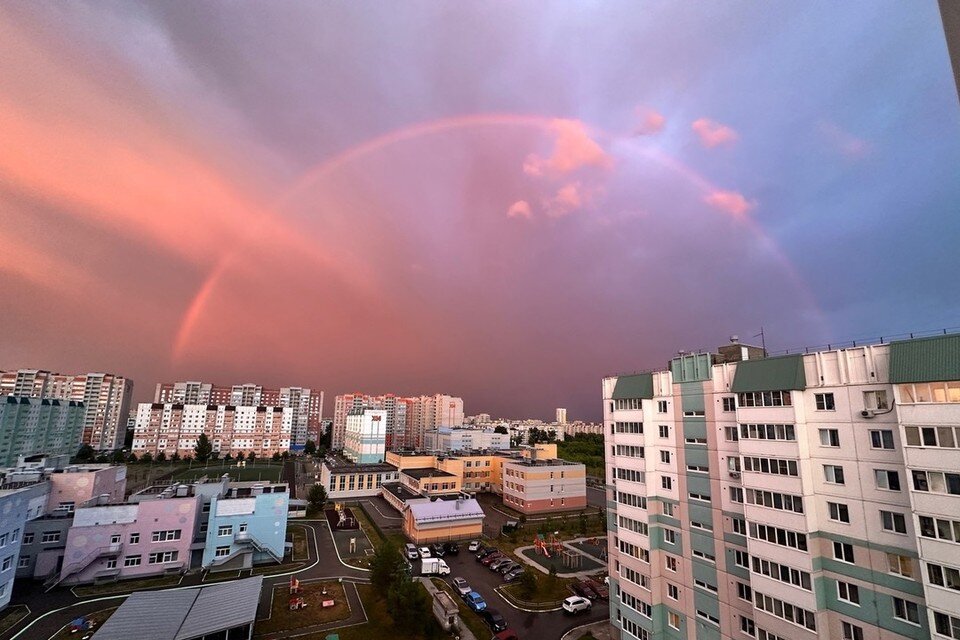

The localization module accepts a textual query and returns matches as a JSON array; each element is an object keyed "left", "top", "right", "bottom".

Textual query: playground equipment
[
  {"left": 533, "top": 533, "right": 564, "bottom": 558},
  {"left": 333, "top": 503, "right": 356, "bottom": 529},
  {"left": 560, "top": 548, "right": 582, "bottom": 570},
  {"left": 289, "top": 596, "right": 307, "bottom": 610},
  {"left": 289, "top": 577, "right": 301, "bottom": 594}
]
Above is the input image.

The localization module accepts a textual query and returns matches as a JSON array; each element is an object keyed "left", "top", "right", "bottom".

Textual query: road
[{"left": 434, "top": 549, "right": 608, "bottom": 640}]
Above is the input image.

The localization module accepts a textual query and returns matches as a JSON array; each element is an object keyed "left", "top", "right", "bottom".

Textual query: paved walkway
[{"left": 0, "top": 519, "right": 369, "bottom": 640}]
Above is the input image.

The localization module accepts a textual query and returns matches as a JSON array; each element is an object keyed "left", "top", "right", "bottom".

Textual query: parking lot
[{"left": 430, "top": 546, "right": 609, "bottom": 639}]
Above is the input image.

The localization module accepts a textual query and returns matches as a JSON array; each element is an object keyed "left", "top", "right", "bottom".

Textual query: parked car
[
  {"left": 405, "top": 543, "right": 419, "bottom": 560},
  {"left": 562, "top": 596, "right": 592, "bottom": 615},
  {"left": 480, "top": 608, "right": 508, "bottom": 632},
  {"left": 431, "top": 543, "right": 447, "bottom": 557},
  {"left": 464, "top": 591, "right": 487, "bottom": 612},
  {"left": 489, "top": 557, "right": 513, "bottom": 571},
  {"left": 481, "top": 552, "right": 504, "bottom": 567},
  {"left": 497, "top": 561, "right": 520, "bottom": 575},
  {"left": 571, "top": 581, "right": 598, "bottom": 600},
  {"left": 445, "top": 542, "right": 460, "bottom": 555},
  {"left": 452, "top": 577, "right": 472, "bottom": 596},
  {"left": 468, "top": 540, "right": 481, "bottom": 552},
  {"left": 495, "top": 631, "right": 520, "bottom": 640},
  {"left": 584, "top": 577, "right": 609, "bottom": 599},
  {"left": 476, "top": 547, "right": 499, "bottom": 561},
  {"left": 503, "top": 568, "right": 524, "bottom": 583},
  {"left": 419, "top": 546, "right": 432, "bottom": 558}
]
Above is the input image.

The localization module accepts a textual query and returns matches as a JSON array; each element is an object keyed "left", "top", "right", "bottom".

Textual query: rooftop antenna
[{"left": 753, "top": 327, "right": 767, "bottom": 356}]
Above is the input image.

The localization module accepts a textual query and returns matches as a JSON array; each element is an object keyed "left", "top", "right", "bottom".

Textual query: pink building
[
  {"left": 56, "top": 494, "right": 199, "bottom": 586},
  {"left": 46, "top": 466, "right": 127, "bottom": 514}
]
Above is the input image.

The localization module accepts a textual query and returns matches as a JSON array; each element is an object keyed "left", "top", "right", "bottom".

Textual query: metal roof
[
  {"left": 611, "top": 373, "right": 654, "bottom": 400},
  {"left": 92, "top": 576, "right": 263, "bottom": 640},
  {"left": 890, "top": 333, "right": 960, "bottom": 383},
  {"left": 407, "top": 498, "right": 484, "bottom": 523},
  {"left": 730, "top": 354, "right": 806, "bottom": 393}
]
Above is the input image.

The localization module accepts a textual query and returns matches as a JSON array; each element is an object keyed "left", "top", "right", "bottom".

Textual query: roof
[
  {"left": 611, "top": 373, "right": 654, "bottom": 400},
  {"left": 93, "top": 576, "right": 263, "bottom": 640},
  {"left": 402, "top": 467, "right": 456, "bottom": 479},
  {"left": 407, "top": 498, "right": 484, "bottom": 523},
  {"left": 890, "top": 333, "right": 960, "bottom": 384},
  {"left": 731, "top": 354, "right": 806, "bottom": 393}
]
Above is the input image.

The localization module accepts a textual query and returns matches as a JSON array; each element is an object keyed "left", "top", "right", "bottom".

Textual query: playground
[
  {"left": 256, "top": 578, "right": 350, "bottom": 634},
  {"left": 172, "top": 461, "right": 284, "bottom": 483},
  {"left": 568, "top": 536, "right": 608, "bottom": 562},
  {"left": 325, "top": 504, "right": 375, "bottom": 567},
  {"left": 517, "top": 533, "right": 604, "bottom": 575}
]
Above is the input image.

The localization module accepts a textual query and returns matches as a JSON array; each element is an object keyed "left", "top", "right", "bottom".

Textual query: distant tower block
[{"left": 556, "top": 408, "right": 568, "bottom": 424}]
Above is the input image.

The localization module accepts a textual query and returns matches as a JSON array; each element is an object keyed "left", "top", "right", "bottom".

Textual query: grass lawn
[
  {"left": 172, "top": 462, "right": 283, "bottom": 483},
  {"left": 502, "top": 572, "right": 575, "bottom": 606},
  {"left": 255, "top": 582, "right": 350, "bottom": 634},
  {"left": 0, "top": 605, "right": 28, "bottom": 636},
  {"left": 251, "top": 560, "right": 307, "bottom": 576},
  {"left": 50, "top": 607, "right": 118, "bottom": 639},
  {"left": 333, "top": 584, "right": 438, "bottom": 640},
  {"left": 431, "top": 578, "right": 489, "bottom": 640},
  {"left": 72, "top": 574, "right": 181, "bottom": 597},
  {"left": 290, "top": 525, "right": 309, "bottom": 561}
]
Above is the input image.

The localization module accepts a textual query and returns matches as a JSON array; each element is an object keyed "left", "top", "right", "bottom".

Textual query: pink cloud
[
  {"left": 506, "top": 200, "right": 533, "bottom": 219},
  {"left": 542, "top": 181, "right": 603, "bottom": 218},
  {"left": 703, "top": 190, "right": 755, "bottom": 218},
  {"left": 523, "top": 119, "right": 612, "bottom": 176},
  {"left": 634, "top": 108, "right": 666, "bottom": 136},
  {"left": 818, "top": 121, "right": 872, "bottom": 159},
  {"left": 691, "top": 118, "right": 738, "bottom": 148}
]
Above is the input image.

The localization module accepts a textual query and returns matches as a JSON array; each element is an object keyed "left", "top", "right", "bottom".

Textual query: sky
[{"left": 1, "top": 2, "right": 959, "bottom": 422}]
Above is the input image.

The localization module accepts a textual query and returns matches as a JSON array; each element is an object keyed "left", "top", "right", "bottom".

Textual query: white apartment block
[
  {"left": 343, "top": 409, "right": 387, "bottom": 464},
  {"left": 332, "top": 392, "right": 463, "bottom": 451},
  {"left": 604, "top": 334, "right": 958, "bottom": 640},
  {"left": 422, "top": 427, "right": 510, "bottom": 452},
  {"left": 132, "top": 403, "right": 292, "bottom": 458},
  {"left": 154, "top": 381, "right": 322, "bottom": 446},
  {"left": 0, "top": 370, "right": 133, "bottom": 450}
]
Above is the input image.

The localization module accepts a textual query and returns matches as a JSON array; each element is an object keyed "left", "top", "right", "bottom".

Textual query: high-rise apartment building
[
  {"left": 0, "top": 396, "right": 86, "bottom": 465},
  {"left": 0, "top": 370, "right": 132, "bottom": 450},
  {"left": 557, "top": 407, "right": 568, "bottom": 424},
  {"left": 343, "top": 409, "right": 387, "bottom": 464},
  {"left": 604, "top": 334, "right": 958, "bottom": 640},
  {"left": 154, "top": 381, "right": 322, "bottom": 446},
  {"left": 332, "top": 392, "right": 462, "bottom": 451}
]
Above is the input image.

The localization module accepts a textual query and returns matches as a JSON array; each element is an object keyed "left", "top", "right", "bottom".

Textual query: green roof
[
  {"left": 731, "top": 354, "right": 806, "bottom": 393},
  {"left": 890, "top": 333, "right": 960, "bottom": 383},
  {"left": 612, "top": 373, "right": 654, "bottom": 400}
]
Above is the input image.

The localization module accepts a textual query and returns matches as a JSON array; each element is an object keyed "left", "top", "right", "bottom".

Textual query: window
[
  {"left": 665, "top": 556, "right": 677, "bottom": 572},
  {"left": 740, "top": 616, "right": 756, "bottom": 637},
  {"left": 748, "top": 522, "right": 808, "bottom": 551},
  {"left": 662, "top": 502, "right": 675, "bottom": 517},
  {"left": 217, "top": 525, "right": 233, "bottom": 537},
  {"left": 834, "top": 542, "right": 855, "bottom": 563},
  {"left": 148, "top": 551, "right": 179, "bottom": 564},
  {"left": 108, "top": 534, "right": 120, "bottom": 545},
  {"left": 152, "top": 530, "right": 181, "bottom": 542},
  {"left": 1, "top": 556, "right": 11, "bottom": 572},
  {"left": 22, "top": 533, "right": 33, "bottom": 545},
  {"left": 842, "top": 621, "right": 864, "bottom": 640},
  {"left": 661, "top": 476, "right": 672, "bottom": 490},
  {"left": 892, "top": 597, "right": 920, "bottom": 624},
  {"left": 667, "top": 583, "right": 679, "bottom": 599},
  {"left": 746, "top": 489, "right": 804, "bottom": 513},
  {"left": 664, "top": 528, "right": 677, "bottom": 544},
  {"left": 824, "top": 465, "right": 845, "bottom": 484},
  {"left": 927, "top": 563, "right": 960, "bottom": 590},
  {"left": 724, "top": 426, "right": 739, "bottom": 442},
  {"left": 123, "top": 555, "right": 141, "bottom": 567},
  {"left": 40, "top": 531, "right": 60, "bottom": 544},
  {"left": 657, "top": 400, "right": 668, "bottom": 413},
  {"left": 752, "top": 557, "right": 812, "bottom": 590},
  {"left": 688, "top": 492, "right": 710, "bottom": 503},
  {"left": 239, "top": 523, "right": 247, "bottom": 533},
  {"left": 616, "top": 491, "right": 647, "bottom": 509},
  {"left": 733, "top": 518, "right": 747, "bottom": 535},
  {"left": 743, "top": 456, "right": 799, "bottom": 476},
  {"left": 829, "top": 502, "right": 850, "bottom": 523},
  {"left": 740, "top": 424, "right": 796, "bottom": 441},
  {"left": 837, "top": 581, "right": 860, "bottom": 605},
  {"left": 912, "top": 470, "right": 960, "bottom": 495},
  {"left": 614, "top": 422, "right": 643, "bottom": 434},
  {"left": 105, "top": 558, "right": 117, "bottom": 569},
  {"left": 17, "top": 556, "right": 29, "bottom": 569},
  {"left": 660, "top": 450, "right": 671, "bottom": 464},
  {"left": 881, "top": 510, "right": 907, "bottom": 534},
  {"left": 875, "top": 469, "right": 901, "bottom": 491},
  {"left": 614, "top": 445, "right": 644, "bottom": 458},
  {"left": 683, "top": 410, "right": 705, "bottom": 417},
  {"left": 730, "top": 487, "right": 744, "bottom": 503},
  {"left": 870, "top": 429, "right": 895, "bottom": 449},
  {"left": 667, "top": 612, "right": 681, "bottom": 630},
  {"left": 737, "top": 581, "right": 752, "bottom": 601},
  {"left": 619, "top": 565, "right": 649, "bottom": 589},
  {"left": 722, "top": 397, "right": 736, "bottom": 412},
  {"left": 615, "top": 468, "right": 645, "bottom": 484},
  {"left": 919, "top": 515, "right": 960, "bottom": 543},
  {"left": 659, "top": 425, "right": 669, "bottom": 438},
  {"left": 904, "top": 425, "right": 960, "bottom": 448},
  {"left": 685, "top": 437, "right": 707, "bottom": 445},
  {"left": 934, "top": 611, "right": 960, "bottom": 639},
  {"left": 863, "top": 390, "right": 889, "bottom": 410},
  {"left": 888, "top": 554, "right": 912, "bottom": 577},
  {"left": 815, "top": 393, "right": 835, "bottom": 410},
  {"left": 129, "top": 532, "right": 140, "bottom": 544},
  {"left": 692, "top": 549, "right": 715, "bottom": 563},
  {"left": 737, "top": 391, "right": 792, "bottom": 407},
  {"left": 0, "top": 534, "right": 6, "bottom": 547},
  {"left": 215, "top": 546, "right": 231, "bottom": 558},
  {"left": 819, "top": 429, "right": 840, "bottom": 447},
  {"left": 697, "top": 610, "right": 720, "bottom": 626},
  {"left": 734, "top": 550, "right": 750, "bottom": 568},
  {"left": 754, "top": 591, "right": 817, "bottom": 631},
  {"left": 618, "top": 516, "right": 649, "bottom": 536},
  {"left": 614, "top": 398, "right": 642, "bottom": 410}
]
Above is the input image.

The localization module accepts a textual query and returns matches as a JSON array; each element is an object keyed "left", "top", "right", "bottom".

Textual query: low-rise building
[
  {"left": 202, "top": 482, "right": 289, "bottom": 571},
  {"left": 0, "top": 483, "right": 48, "bottom": 611},
  {"left": 502, "top": 456, "right": 587, "bottom": 513},
  {"left": 422, "top": 427, "right": 510, "bottom": 452},
  {"left": 317, "top": 456, "right": 400, "bottom": 500},
  {"left": 403, "top": 496, "right": 484, "bottom": 545}
]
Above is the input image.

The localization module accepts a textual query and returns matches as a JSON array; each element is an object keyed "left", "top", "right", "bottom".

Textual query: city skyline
[{"left": 1, "top": 3, "right": 958, "bottom": 423}]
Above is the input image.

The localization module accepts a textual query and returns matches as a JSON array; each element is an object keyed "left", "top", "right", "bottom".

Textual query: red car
[
  {"left": 481, "top": 552, "right": 505, "bottom": 566},
  {"left": 495, "top": 630, "right": 520, "bottom": 640}
]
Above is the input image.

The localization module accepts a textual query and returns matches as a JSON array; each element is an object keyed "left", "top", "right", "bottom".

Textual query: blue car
[{"left": 464, "top": 591, "right": 487, "bottom": 612}]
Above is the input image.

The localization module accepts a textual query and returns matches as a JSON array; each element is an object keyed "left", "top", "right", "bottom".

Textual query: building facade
[
  {"left": 603, "top": 336, "right": 958, "bottom": 640},
  {"left": 502, "top": 456, "right": 587, "bottom": 514},
  {"left": 201, "top": 483, "right": 289, "bottom": 570},
  {"left": 0, "top": 370, "right": 133, "bottom": 450},
  {"left": 343, "top": 409, "right": 387, "bottom": 464},
  {"left": 0, "top": 483, "right": 48, "bottom": 611},
  {"left": 0, "top": 396, "right": 86, "bottom": 465},
  {"left": 422, "top": 427, "right": 510, "bottom": 452},
  {"left": 332, "top": 392, "right": 464, "bottom": 451}
]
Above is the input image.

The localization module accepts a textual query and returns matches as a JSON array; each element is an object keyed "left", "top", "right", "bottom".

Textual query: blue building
[
  {"left": 201, "top": 482, "right": 289, "bottom": 571},
  {"left": 0, "top": 483, "right": 48, "bottom": 611}
]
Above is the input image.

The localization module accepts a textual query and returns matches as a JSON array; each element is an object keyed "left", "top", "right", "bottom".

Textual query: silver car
[{"left": 452, "top": 577, "right": 472, "bottom": 596}]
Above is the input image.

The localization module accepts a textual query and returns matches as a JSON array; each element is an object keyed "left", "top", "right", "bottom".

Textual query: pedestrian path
[{"left": 418, "top": 578, "right": 477, "bottom": 640}]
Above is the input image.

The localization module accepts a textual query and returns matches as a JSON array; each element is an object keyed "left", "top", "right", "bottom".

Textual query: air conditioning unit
[
  {"left": 728, "top": 471, "right": 741, "bottom": 479},
  {"left": 861, "top": 410, "right": 876, "bottom": 419}
]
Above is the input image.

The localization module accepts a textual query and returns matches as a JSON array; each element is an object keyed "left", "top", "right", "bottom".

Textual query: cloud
[
  {"left": 691, "top": 118, "right": 738, "bottom": 148},
  {"left": 523, "top": 119, "right": 612, "bottom": 176},
  {"left": 634, "top": 108, "right": 666, "bottom": 136},
  {"left": 542, "top": 181, "right": 603, "bottom": 218},
  {"left": 818, "top": 121, "right": 872, "bottom": 159},
  {"left": 703, "top": 190, "right": 756, "bottom": 218},
  {"left": 506, "top": 200, "right": 533, "bottom": 219}
]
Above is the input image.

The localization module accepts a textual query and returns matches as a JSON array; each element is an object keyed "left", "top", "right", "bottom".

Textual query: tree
[
  {"left": 111, "top": 449, "right": 126, "bottom": 464},
  {"left": 388, "top": 577, "right": 433, "bottom": 635},
  {"left": 235, "top": 451, "right": 245, "bottom": 462},
  {"left": 75, "top": 444, "right": 95, "bottom": 462},
  {"left": 303, "top": 440, "right": 317, "bottom": 456},
  {"left": 171, "top": 452, "right": 181, "bottom": 462},
  {"left": 210, "top": 450, "right": 220, "bottom": 461},
  {"left": 370, "top": 540, "right": 406, "bottom": 593},
  {"left": 272, "top": 452, "right": 282, "bottom": 462},
  {"left": 140, "top": 452, "right": 153, "bottom": 464},
  {"left": 319, "top": 426, "right": 332, "bottom": 451},
  {"left": 127, "top": 452, "right": 138, "bottom": 463},
  {"left": 518, "top": 569, "right": 538, "bottom": 599},
  {"left": 223, "top": 453, "right": 233, "bottom": 462},
  {"left": 247, "top": 451, "right": 257, "bottom": 463},
  {"left": 194, "top": 433, "right": 213, "bottom": 462},
  {"left": 156, "top": 451, "right": 167, "bottom": 462},
  {"left": 493, "top": 425, "right": 508, "bottom": 435},
  {"left": 307, "top": 484, "right": 328, "bottom": 512}
]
